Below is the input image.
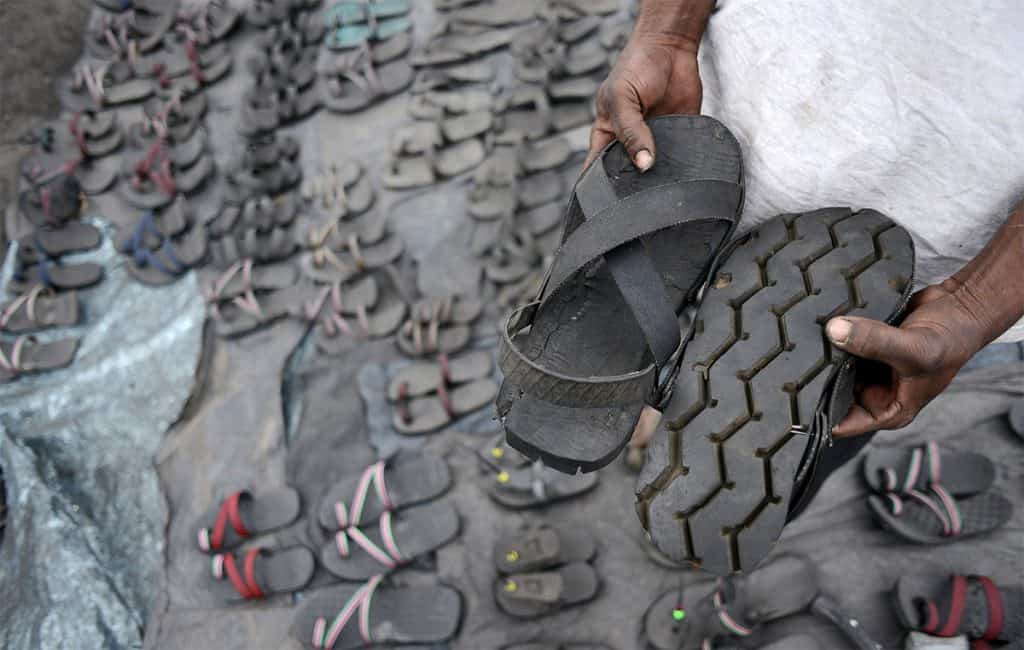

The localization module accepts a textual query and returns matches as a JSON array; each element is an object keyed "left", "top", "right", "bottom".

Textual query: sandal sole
[{"left": 638, "top": 208, "right": 915, "bottom": 575}]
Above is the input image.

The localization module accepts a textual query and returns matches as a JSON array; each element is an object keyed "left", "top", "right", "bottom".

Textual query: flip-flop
[
  {"left": 868, "top": 488, "right": 1012, "bottom": 544},
  {"left": 488, "top": 462, "right": 598, "bottom": 509},
  {"left": 0, "top": 336, "right": 79, "bottom": 383},
  {"left": 479, "top": 433, "right": 533, "bottom": 472},
  {"left": 293, "top": 577, "right": 462, "bottom": 649},
  {"left": 494, "top": 524, "right": 596, "bottom": 575},
  {"left": 314, "top": 296, "right": 408, "bottom": 353},
  {"left": 499, "top": 115, "right": 744, "bottom": 476},
  {"left": 317, "top": 456, "right": 452, "bottom": 532},
  {"left": 638, "top": 207, "right": 917, "bottom": 574},
  {"left": 194, "top": 488, "right": 302, "bottom": 552},
  {"left": 10, "top": 257, "right": 104, "bottom": 294},
  {"left": 320, "top": 500, "right": 460, "bottom": 581},
  {"left": 862, "top": 442, "right": 995, "bottom": 497},
  {"left": 0, "top": 286, "right": 79, "bottom": 333},
  {"left": 19, "top": 222, "right": 102, "bottom": 258},
  {"left": 207, "top": 546, "right": 315, "bottom": 602},
  {"left": 392, "top": 378, "right": 498, "bottom": 434},
  {"left": 409, "top": 88, "right": 494, "bottom": 121},
  {"left": 412, "top": 61, "right": 494, "bottom": 94},
  {"left": 16, "top": 175, "right": 83, "bottom": 227},
  {"left": 124, "top": 222, "right": 208, "bottom": 286},
  {"left": 57, "top": 62, "right": 154, "bottom": 112},
  {"left": 325, "top": 0, "right": 411, "bottom": 25},
  {"left": 386, "top": 350, "right": 493, "bottom": 400},
  {"left": 299, "top": 231, "right": 404, "bottom": 284},
  {"left": 211, "top": 284, "right": 316, "bottom": 338},
  {"left": 62, "top": 111, "right": 123, "bottom": 158},
  {"left": 321, "top": 56, "right": 415, "bottom": 113},
  {"left": 893, "top": 574, "right": 1023, "bottom": 641},
  {"left": 203, "top": 259, "right": 299, "bottom": 302},
  {"left": 496, "top": 562, "right": 600, "bottom": 619}
]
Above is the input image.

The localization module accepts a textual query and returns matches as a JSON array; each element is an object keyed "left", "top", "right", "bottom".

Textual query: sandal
[
  {"left": 298, "top": 228, "right": 404, "bottom": 284},
  {"left": 495, "top": 562, "right": 600, "bottom": 619},
  {"left": 488, "top": 461, "right": 598, "bottom": 509},
  {"left": 391, "top": 376, "right": 498, "bottom": 434},
  {"left": 0, "top": 286, "right": 79, "bottom": 333},
  {"left": 862, "top": 442, "right": 996, "bottom": 497},
  {"left": 211, "top": 283, "right": 316, "bottom": 338},
  {"left": 499, "top": 115, "right": 743, "bottom": 475},
  {"left": 0, "top": 336, "right": 79, "bottom": 383},
  {"left": 316, "top": 456, "right": 451, "bottom": 532},
  {"left": 395, "top": 294, "right": 482, "bottom": 357},
  {"left": 868, "top": 486, "right": 1011, "bottom": 544},
  {"left": 194, "top": 488, "right": 302, "bottom": 552},
  {"left": 386, "top": 350, "right": 491, "bottom": 400},
  {"left": 293, "top": 577, "right": 462, "bottom": 649},
  {"left": 207, "top": 546, "right": 315, "bottom": 602},
  {"left": 494, "top": 524, "right": 596, "bottom": 575},
  {"left": 638, "top": 207, "right": 916, "bottom": 575},
  {"left": 320, "top": 500, "right": 459, "bottom": 580},
  {"left": 203, "top": 259, "right": 299, "bottom": 302},
  {"left": 894, "top": 574, "right": 1023, "bottom": 642},
  {"left": 9, "top": 256, "right": 104, "bottom": 295},
  {"left": 57, "top": 62, "right": 153, "bottom": 112},
  {"left": 320, "top": 47, "right": 414, "bottom": 113},
  {"left": 122, "top": 217, "right": 208, "bottom": 286},
  {"left": 19, "top": 222, "right": 101, "bottom": 259}
]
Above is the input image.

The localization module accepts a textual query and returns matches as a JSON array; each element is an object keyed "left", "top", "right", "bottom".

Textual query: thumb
[
  {"left": 825, "top": 316, "right": 937, "bottom": 375},
  {"left": 608, "top": 91, "right": 656, "bottom": 172}
]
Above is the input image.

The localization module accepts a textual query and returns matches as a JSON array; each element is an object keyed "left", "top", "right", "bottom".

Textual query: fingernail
[
  {"left": 826, "top": 318, "right": 852, "bottom": 346},
  {"left": 634, "top": 150, "right": 653, "bottom": 172}
]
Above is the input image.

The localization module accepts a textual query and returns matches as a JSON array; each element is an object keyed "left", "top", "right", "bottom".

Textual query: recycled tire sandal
[
  {"left": 311, "top": 289, "right": 408, "bottom": 354},
  {"left": 207, "top": 546, "right": 315, "bottom": 602},
  {"left": 862, "top": 441, "right": 995, "bottom": 497},
  {"left": 294, "top": 577, "right": 462, "bottom": 649},
  {"left": 867, "top": 486, "right": 1012, "bottom": 544},
  {"left": 321, "top": 49, "right": 414, "bottom": 113},
  {"left": 488, "top": 462, "right": 598, "bottom": 509},
  {"left": 637, "top": 207, "right": 917, "bottom": 575},
  {"left": 203, "top": 259, "right": 299, "bottom": 302},
  {"left": 317, "top": 456, "right": 452, "bottom": 532},
  {"left": 494, "top": 524, "right": 596, "bottom": 575},
  {"left": 9, "top": 257, "right": 104, "bottom": 295},
  {"left": 195, "top": 488, "right": 302, "bottom": 553},
  {"left": 124, "top": 223, "right": 208, "bottom": 286},
  {"left": 391, "top": 377, "right": 498, "bottom": 435},
  {"left": 386, "top": 350, "right": 492, "bottom": 400},
  {"left": 893, "top": 574, "right": 1023, "bottom": 642},
  {"left": 57, "top": 62, "right": 154, "bottom": 113},
  {"left": 0, "top": 286, "right": 79, "bottom": 334},
  {"left": 320, "top": 500, "right": 460, "bottom": 581},
  {"left": 20, "top": 222, "right": 102, "bottom": 258},
  {"left": 498, "top": 115, "right": 744, "bottom": 475},
  {"left": 496, "top": 562, "right": 600, "bottom": 619},
  {"left": 211, "top": 284, "right": 316, "bottom": 338},
  {"left": 479, "top": 433, "right": 533, "bottom": 472},
  {"left": 298, "top": 229, "right": 404, "bottom": 284},
  {"left": 0, "top": 336, "right": 79, "bottom": 383}
]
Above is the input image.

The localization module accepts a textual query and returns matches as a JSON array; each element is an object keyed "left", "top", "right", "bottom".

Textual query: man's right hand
[{"left": 586, "top": 0, "right": 715, "bottom": 170}]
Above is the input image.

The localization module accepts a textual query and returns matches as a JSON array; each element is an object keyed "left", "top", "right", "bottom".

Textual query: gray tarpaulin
[{"left": 0, "top": 225, "right": 205, "bottom": 649}]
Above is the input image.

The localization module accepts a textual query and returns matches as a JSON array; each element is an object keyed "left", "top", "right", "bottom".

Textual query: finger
[
  {"left": 607, "top": 88, "right": 656, "bottom": 171},
  {"left": 585, "top": 123, "right": 615, "bottom": 169},
  {"left": 825, "top": 317, "right": 938, "bottom": 375}
]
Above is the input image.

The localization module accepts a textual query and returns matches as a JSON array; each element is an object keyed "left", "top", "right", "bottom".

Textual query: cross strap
[
  {"left": 334, "top": 510, "right": 406, "bottom": 569},
  {"left": 312, "top": 575, "right": 383, "bottom": 649},
  {"left": 333, "top": 461, "right": 394, "bottom": 529},
  {"left": 198, "top": 491, "right": 250, "bottom": 551},
  {"left": 211, "top": 548, "right": 265, "bottom": 600}
]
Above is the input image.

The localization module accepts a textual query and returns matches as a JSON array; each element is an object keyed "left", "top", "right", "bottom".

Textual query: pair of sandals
[
  {"left": 494, "top": 523, "right": 600, "bottom": 620},
  {"left": 383, "top": 114, "right": 488, "bottom": 189},
  {"left": 302, "top": 275, "right": 408, "bottom": 352},
  {"left": 300, "top": 161, "right": 375, "bottom": 218},
  {"left": 476, "top": 435, "right": 599, "bottom": 510},
  {"left": 321, "top": 43, "right": 414, "bottom": 114},
  {"left": 498, "top": 115, "right": 918, "bottom": 576},
  {"left": 894, "top": 573, "right": 1023, "bottom": 648},
  {"left": 314, "top": 456, "right": 458, "bottom": 581},
  {"left": 643, "top": 554, "right": 882, "bottom": 650},
  {"left": 119, "top": 200, "right": 207, "bottom": 286},
  {"left": 205, "top": 259, "right": 312, "bottom": 338},
  {"left": 192, "top": 487, "right": 314, "bottom": 602},
  {"left": 387, "top": 350, "right": 498, "bottom": 434},
  {"left": 395, "top": 294, "right": 482, "bottom": 358},
  {"left": 863, "top": 442, "right": 1012, "bottom": 544},
  {"left": 297, "top": 212, "right": 405, "bottom": 285}
]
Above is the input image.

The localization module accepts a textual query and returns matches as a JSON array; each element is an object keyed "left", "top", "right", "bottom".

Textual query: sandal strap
[
  {"left": 885, "top": 484, "right": 962, "bottom": 537},
  {"left": 197, "top": 491, "right": 250, "bottom": 551},
  {"left": 334, "top": 461, "right": 393, "bottom": 528},
  {"left": 713, "top": 586, "right": 753, "bottom": 636},
  {"left": 335, "top": 510, "right": 405, "bottom": 569},
  {"left": 0, "top": 285, "right": 45, "bottom": 328},
  {"left": 881, "top": 441, "right": 942, "bottom": 493},
  {"left": 211, "top": 548, "right": 265, "bottom": 599},
  {"left": 0, "top": 337, "right": 28, "bottom": 375},
  {"left": 312, "top": 575, "right": 383, "bottom": 649}
]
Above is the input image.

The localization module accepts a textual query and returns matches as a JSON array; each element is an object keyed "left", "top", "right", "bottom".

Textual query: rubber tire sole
[{"left": 637, "top": 207, "right": 915, "bottom": 576}]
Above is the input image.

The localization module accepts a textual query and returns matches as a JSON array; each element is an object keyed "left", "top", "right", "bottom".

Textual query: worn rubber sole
[{"left": 637, "top": 208, "right": 915, "bottom": 576}]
